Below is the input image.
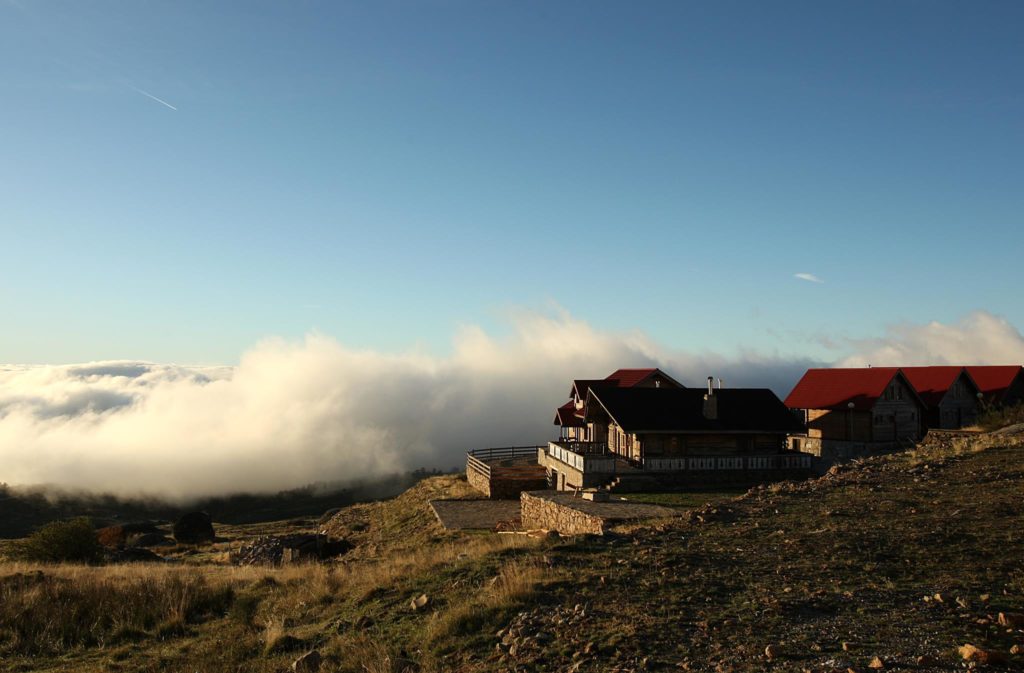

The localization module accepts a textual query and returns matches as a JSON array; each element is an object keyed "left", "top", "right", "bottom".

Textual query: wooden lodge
[
  {"left": 541, "top": 376, "right": 810, "bottom": 492},
  {"left": 784, "top": 367, "right": 925, "bottom": 457},
  {"left": 900, "top": 366, "right": 981, "bottom": 429}
]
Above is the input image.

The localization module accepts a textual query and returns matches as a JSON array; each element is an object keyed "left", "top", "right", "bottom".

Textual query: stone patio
[{"left": 429, "top": 499, "right": 522, "bottom": 530}]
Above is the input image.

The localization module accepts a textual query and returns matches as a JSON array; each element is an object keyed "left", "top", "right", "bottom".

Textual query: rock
[
  {"left": 867, "top": 656, "right": 885, "bottom": 669},
  {"left": 1010, "top": 644, "right": 1021, "bottom": 655},
  {"left": 292, "top": 650, "right": 321, "bottom": 673},
  {"left": 915, "top": 655, "right": 938, "bottom": 666},
  {"left": 998, "top": 612, "right": 1024, "bottom": 628},
  {"left": 959, "top": 644, "right": 1007, "bottom": 665},
  {"left": 410, "top": 594, "right": 429, "bottom": 611},
  {"left": 764, "top": 645, "right": 780, "bottom": 661},
  {"left": 234, "top": 534, "right": 352, "bottom": 566},
  {"left": 842, "top": 642, "right": 853, "bottom": 652},
  {"left": 172, "top": 512, "right": 215, "bottom": 544}
]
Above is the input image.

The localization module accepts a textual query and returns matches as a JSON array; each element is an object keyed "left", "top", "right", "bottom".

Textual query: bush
[
  {"left": 17, "top": 518, "right": 101, "bottom": 563},
  {"left": 977, "top": 403, "right": 1024, "bottom": 431}
]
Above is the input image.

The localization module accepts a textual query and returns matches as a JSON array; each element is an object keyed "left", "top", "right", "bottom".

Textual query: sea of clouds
[{"left": 1, "top": 309, "right": 1022, "bottom": 501}]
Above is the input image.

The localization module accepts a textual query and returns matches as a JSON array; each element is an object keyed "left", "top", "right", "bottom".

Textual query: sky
[{"left": 2, "top": 0, "right": 1022, "bottom": 365}]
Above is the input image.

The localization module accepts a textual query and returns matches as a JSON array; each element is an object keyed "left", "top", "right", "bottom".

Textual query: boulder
[{"left": 173, "top": 512, "right": 215, "bottom": 544}]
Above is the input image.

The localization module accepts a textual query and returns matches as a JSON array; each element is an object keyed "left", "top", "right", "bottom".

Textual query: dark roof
[
  {"left": 553, "top": 401, "right": 584, "bottom": 427},
  {"left": 901, "top": 367, "right": 976, "bottom": 408},
  {"left": 784, "top": 367, "right": 903, "bottom": 411},
  {"left": 587, "top": 387, "right": 804, "bottom": 434},
  {"left": 570, "top": 379, "right": 605, "bottom": 400},
  {"left": 965, "top": 366, "right": 1024, "bottom": 404}
]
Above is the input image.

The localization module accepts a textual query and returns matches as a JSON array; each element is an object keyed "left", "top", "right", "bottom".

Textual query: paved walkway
[{"left": 429, "top": 499, "right": 521, "bottom": 530}]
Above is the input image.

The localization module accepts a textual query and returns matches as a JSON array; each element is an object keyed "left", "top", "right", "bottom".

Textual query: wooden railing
[{"left": 466, "top": 446, "right": 545, "bottom": 480}]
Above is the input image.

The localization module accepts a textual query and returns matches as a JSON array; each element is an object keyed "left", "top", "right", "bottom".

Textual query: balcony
[
  {"left": 545, "top": 441, "right": 619, "bottom": 473},
  {"left": 544, "top": 441, "right": 813, "bottom": 475}
]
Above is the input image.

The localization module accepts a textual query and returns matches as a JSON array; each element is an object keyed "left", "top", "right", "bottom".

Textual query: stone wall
[
  {"left": 520, "top": 491, "right": 606, "bottom": 535},
  {"left": 466, "top": 466, "right": 493, "bottom": 497}
]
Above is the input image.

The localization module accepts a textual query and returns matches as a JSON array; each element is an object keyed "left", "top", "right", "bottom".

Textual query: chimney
[
  {"left": 703, "top": 376, "right": 718, "bottom": 420},
  {"left": 717, "top": 378, "right": 723, "bottom": 389}
]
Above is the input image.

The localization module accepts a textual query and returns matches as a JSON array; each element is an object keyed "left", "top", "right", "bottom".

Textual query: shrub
[
  {"left": 17, "top": 518, "right": 101, "bottom": 564},
  {"left": 977, "top": 403, "right": 1024, "bottom": 431}
]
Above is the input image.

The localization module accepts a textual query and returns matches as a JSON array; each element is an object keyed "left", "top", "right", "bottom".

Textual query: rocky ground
[{"left": 1, "top": 431, "right": 1021, "bottom": 672}]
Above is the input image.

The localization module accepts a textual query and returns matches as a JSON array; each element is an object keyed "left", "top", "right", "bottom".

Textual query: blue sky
[{"left": 2, "top": 1, "right": 1022, "bottom": 364}]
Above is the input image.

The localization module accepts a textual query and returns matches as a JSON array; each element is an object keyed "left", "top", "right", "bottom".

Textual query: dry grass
[
  {"left": 0, "top": 563, "right": 235, "bottom": 656},
  {"left": 424, "top": 557, "right": 546, "bottom": 650}
]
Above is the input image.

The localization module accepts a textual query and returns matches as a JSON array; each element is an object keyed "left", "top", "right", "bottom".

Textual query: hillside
[{"left": 1, "top": 431, "right": 1023, "bottom": 672}]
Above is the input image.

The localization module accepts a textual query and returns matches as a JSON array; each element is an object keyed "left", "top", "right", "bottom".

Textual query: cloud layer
[
  {"left": 838, "top": 311, "right": 1024, "bottom": 367},
  {"left": 1, "top": 309, "right": 1021, "bottom": 500}
]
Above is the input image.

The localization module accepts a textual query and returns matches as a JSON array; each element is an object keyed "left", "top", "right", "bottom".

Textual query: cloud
[
  {"left": 0, "top": 310, "right": 815, "bottom": 501},
  {"left": 794, "top": 273, "right": 824, "bottom": 284},
  {"left": 838, "top": 311, "right": 1024, "bottom": 367},
  {"left": 2, "top": 308, "right": 1020, "bottom": 501}
]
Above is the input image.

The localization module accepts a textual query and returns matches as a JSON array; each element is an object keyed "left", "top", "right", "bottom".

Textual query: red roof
[
  {"left": 784, "top": 367, "right": 902, "bottom": 411},
  {"left": 900, "top": 366, "right": 973, "bottom": 408},
  {"left": 553, "top": 401, "right": 584, "bottom": 426},
  {"left": 965, "top": 365, "right": 1024, "bottom": 403},
  {"left": 603, "top": 368, "right": 660, "bottom": 387}
]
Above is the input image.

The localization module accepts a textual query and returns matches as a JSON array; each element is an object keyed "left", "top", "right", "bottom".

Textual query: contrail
[{"left": 130, "top": 86, "right": 178, "bottom": 111}]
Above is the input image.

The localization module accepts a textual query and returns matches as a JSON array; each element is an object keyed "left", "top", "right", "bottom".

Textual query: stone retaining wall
[
  {"left": 466, "top": 466, "right": 493, "bottom": 497},
  {"left": 520, "top": 491, "right": 606, "bottom": 535}
]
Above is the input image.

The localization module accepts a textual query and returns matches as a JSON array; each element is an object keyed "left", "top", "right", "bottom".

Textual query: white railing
[
  {"left": 547, "top": 442, "right": 814, "bottom": 474},
  {"left": 546, "top": 442, "right": 618, "bottom": 473},
  {"left": 642, "top": 453, "right": 813, "bottom": 472}
]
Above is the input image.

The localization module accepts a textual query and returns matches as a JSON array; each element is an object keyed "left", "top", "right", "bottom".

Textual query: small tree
[{"left": 18, "top": 518, "right": 101, "bottom": 563}]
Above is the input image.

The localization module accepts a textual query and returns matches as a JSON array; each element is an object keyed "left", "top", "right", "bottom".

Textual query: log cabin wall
[
  {"left": 637, "top": 432, "right": 787, "bottom": 457},
  {"left": 935, "top": 372, "right": 980, "bottom": 428},
  {"left": 807, "top": 408, "right": 873, "bottom": 441},
  {"left": 870, "top": 376, "right": 921, "bottom": 440}
]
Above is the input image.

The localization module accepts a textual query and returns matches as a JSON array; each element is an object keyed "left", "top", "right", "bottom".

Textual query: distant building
[
  {"left": 965, "top": 365, "right": 1024, "bottom": 408},
  {"left": 900, "top": 366, "right": 981, "bottom": 429},
  {"left": 784, "top": 367, "right": 925, "bottom": 457}
]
